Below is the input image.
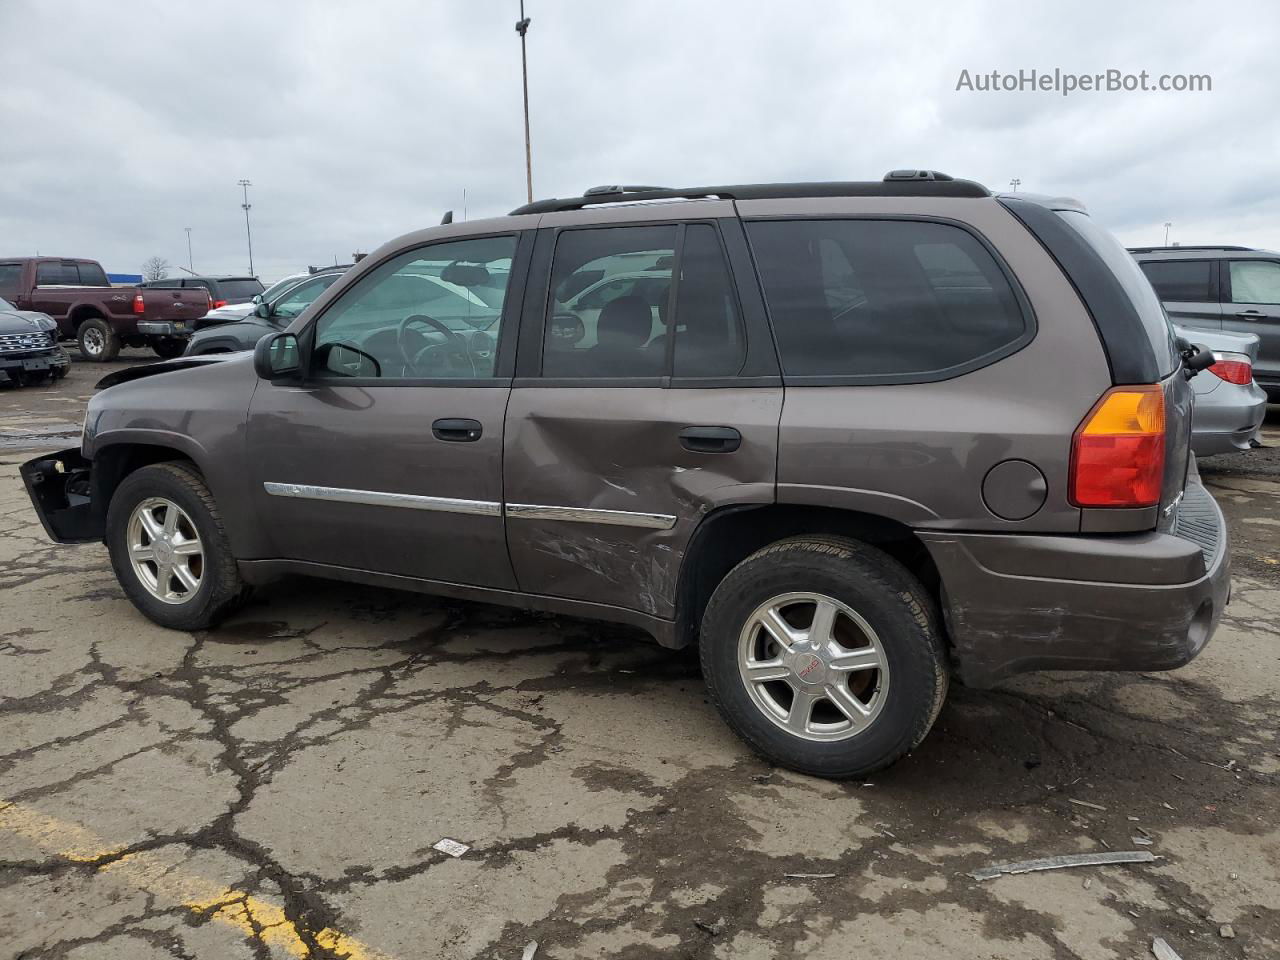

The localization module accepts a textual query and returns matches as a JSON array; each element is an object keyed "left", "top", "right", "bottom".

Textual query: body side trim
[
  {"left": 505, "top": 502, "right": 677, "bottom": 529},
  {"left": 263, "top": 482, "right": 501, "bottom": 517}
]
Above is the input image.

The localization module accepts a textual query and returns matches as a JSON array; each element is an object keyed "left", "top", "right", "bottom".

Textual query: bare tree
[{"left": 142, "top": 256, "right": 170, "bottom": 281}]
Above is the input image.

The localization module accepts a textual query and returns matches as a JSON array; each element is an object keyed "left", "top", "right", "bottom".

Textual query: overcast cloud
[{"left": 3, "top": 0, "right": 1279, "bottom": 283}]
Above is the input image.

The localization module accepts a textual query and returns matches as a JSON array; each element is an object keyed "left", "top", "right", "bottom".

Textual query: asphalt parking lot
[{"left": 2, "top": 349, "right": 1279, "bottom": 959}]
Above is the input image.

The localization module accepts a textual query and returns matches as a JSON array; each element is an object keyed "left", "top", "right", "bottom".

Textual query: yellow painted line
[{"left": 0, "top": 801, "right": 391, "bottom": 959}]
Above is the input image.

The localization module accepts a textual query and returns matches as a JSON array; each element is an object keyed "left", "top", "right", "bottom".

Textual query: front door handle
[
  {"left": 679, "top": 425, "right": 742, "bottom": 453},
  {"left": 1235, "top": 309, "right": 1266, "bottom": 319},
  {"left": 432, "top": 418, "right": 482, "bottom": 442}
]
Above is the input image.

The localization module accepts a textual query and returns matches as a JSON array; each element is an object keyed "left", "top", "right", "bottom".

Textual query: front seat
[{"left": 587, "top": 295, "right": 659, "bottom": 376}]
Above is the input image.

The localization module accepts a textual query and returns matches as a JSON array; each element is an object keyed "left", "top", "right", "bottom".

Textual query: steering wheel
[{"left": 397, "top": 314, "right": 471, "bottom": 375}]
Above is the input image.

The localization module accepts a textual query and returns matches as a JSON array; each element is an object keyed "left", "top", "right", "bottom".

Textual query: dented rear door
[{"left": 503, "top": 214, "right": 782, "bottom": 619}]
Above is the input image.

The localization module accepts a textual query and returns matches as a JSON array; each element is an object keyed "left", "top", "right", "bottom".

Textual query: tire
[
  {"left": 105, "top": 461, "right": 251, "bottom": 630},
  {"left": 77, "top": 317, "right": 120, "bottom": 362},
  {"left": 699, "top": 536, "right": 948, "bottom": 779},
  {"left": 152, "top": 338, "right": 187, "bottom": 359}
]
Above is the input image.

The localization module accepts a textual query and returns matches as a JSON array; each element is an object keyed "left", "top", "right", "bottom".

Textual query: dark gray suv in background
[
  {"left": 1132, "top": 244, "right": 1280, "bottom": 399},
  {"left": 22, "top": 172, "right": 1230, "bottom": 778}
]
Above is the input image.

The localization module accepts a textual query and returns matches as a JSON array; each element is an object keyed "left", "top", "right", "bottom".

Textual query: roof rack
[
  {"left": 1127, "top": 244, "right": 1255, "bottom": 253},
  {"left": 509, "top": 171, "right": 990, "bottom": 215}
]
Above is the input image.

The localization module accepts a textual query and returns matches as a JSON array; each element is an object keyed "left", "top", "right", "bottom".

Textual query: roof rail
[
  {"left": 1128, "top": 244, "right": 1255, "bottom": 253},
  {"left": 509, "top": 174, "right": 990, "bottom": 215}
]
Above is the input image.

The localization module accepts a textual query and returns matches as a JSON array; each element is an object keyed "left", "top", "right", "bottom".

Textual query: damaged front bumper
[
  {"left": 920, "top": 479, "right": 1231, "bottom": 688},
  {"left": 20, "top": 447, "right": 102, "bottom": 543},
  {"left": 0, "top": 347, "right": 70, "bottom": 384}
]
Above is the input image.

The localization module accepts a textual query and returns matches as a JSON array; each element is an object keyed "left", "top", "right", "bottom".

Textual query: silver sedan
[{"left": 1178, "top": 325, "right": 1269, "bottom": 456}]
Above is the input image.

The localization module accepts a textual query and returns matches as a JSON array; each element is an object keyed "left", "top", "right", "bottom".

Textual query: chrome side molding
[
  {"left": 505, "top": 502, "right": 676, "bottom": 530},
  {"left": 263, "top": 482, "right": 502, "bottom": 518}
]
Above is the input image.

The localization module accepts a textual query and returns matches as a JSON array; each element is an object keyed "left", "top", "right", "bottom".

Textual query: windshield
[{"left": 258, "top": 275, "right": 308, "bottom": 303}]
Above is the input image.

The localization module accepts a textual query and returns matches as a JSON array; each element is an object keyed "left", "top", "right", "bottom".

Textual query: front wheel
[
  {"left": 699, "top": 536, "right": 948, "bottom": 779},
  {"left": 105, "top": 462, "right": 250, "bottom": 630}
]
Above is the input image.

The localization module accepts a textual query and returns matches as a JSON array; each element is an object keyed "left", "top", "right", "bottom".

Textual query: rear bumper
[
  {"left": 136, "top": 321, "right": 192, "bottom": 337},
  {"left": 920, "top": 481, "right": 1230, "bottom": 688},
  {"left": 1191, "top": 382, "right": 1268, "bottom": 456}
]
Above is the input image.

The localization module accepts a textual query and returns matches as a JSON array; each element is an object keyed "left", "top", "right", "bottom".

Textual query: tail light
[
  {"left": 132, "top": 293, "right": 145, "bottom": 315},
  {"left": 1208, "top": 351, "right": 1252, "bottom": 385},
  {"left": 1070, "top": 385, "right": 1166, "bottom": 508},
  {"left": 211, "top": 299, "right": 228, "bottom": 309}
]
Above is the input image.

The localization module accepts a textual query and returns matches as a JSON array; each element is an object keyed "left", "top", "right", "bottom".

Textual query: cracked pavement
[{"left": 2, "top": 353, "right": 1279, "bottom": 958}]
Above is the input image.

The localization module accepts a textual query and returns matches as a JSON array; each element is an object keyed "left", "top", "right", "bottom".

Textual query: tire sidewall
[
  {"left": 78, "top": 319, "right": 117, "bottom": 362},
  {"left": 106, "top": 466, "right": 231, "bottom": 628},
  {"left": 701, "top": 542, "right": 943, "bottom": 778}
]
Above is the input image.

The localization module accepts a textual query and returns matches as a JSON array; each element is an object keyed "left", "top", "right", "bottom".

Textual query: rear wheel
[
  {"left": 77, "top": 317, "right": 120, "bottom": 362},
  {"left": 106, "top": 462, "right": 250, "bottom": 630},
  {"left": 699, "top": 536, "right": 948, "bottom": 778},
  {"left": 152, "top": 338, "right": 187, "bottom": 359}
]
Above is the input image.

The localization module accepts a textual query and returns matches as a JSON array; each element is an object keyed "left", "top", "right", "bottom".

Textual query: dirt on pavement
[{"left": 2, "top": 350, "right": 1278, "bottom": 959}]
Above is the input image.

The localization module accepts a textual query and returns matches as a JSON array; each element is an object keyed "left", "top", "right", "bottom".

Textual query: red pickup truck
[{"left": 0, "top": 257, "right": 209, "bottom": 360}]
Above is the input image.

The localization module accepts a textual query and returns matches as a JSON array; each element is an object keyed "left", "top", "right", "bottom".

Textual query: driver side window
[{"left": 311, "top": 235, "right": 517, "bottom": 380}]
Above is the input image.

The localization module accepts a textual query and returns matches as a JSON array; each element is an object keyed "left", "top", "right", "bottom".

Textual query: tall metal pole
[
  {"left": 516, "top": 3, "right": 533, "bottom": 203},
  {"left": 238, "top": 179, "right": 255, "bottom": 276},
  {"left": 185, "top": 227, "right": 193, "bottom": 272},
  {"left": 1164, "top": 221, "right": 1172, "bottom": 245},
  {"left": 1009, "top": 177, "right": 1021, "bottom": 193}
]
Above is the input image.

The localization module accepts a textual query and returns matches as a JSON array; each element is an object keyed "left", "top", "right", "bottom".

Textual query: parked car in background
[
  {"left": 22, "top": 174, "right": 1230, "bottom": 779},
  {"left": 1174, "top": 325, "right": 1267, "bottom": 455},
  {"left": 141, "top": 275, "right": 264, "bottom": 311},
  {"left": 185, "top": 270, "right": 345, "bottom": 354},
  {"left": 194, "top": 269, "right": 344, "bottom": 330},
  {"left": 1132, "top": 245, "right": 1280, "bottom": 400},
  {"left": 0, "top": 295, "right": 69, "bottom": 386},
  {"left": 0, "top": 257, "right": 209, "bottom": 360}
]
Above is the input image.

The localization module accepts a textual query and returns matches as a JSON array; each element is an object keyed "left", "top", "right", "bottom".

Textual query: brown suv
[{"left": 21, "top": 173, "right": 1231, "bottom": 778}]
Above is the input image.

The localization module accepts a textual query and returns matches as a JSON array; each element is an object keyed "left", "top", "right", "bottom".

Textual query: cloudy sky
[{"left": 3, "top": 0, "right": 1278, "bottom": 283}]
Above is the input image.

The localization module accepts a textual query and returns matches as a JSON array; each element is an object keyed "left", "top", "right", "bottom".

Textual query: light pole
[
  {"left": 1009, "top": 177, "right": 1021, "bottom": 193},
  {"left": 184, "top": 227, "right": 193, "bottom": 272},
  {"left": 1164, "top": 221, "right": 1172, "bottom": 245},
  {"left": 238, "top": 179, "right": 255, "bottom": 276},
  {"left": 515, "top": 2, "right": 533, "bottom": 203}
]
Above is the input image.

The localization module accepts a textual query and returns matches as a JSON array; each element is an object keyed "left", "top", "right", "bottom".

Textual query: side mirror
[
  {"left": 255, "top": 302, "right": 272, "bottom": 319},
  {"left": 251, "top": 294, "right": 263, "bottom": 304},
  {"left": 254, "top": 332, "right": 301, "bottom": 381}
]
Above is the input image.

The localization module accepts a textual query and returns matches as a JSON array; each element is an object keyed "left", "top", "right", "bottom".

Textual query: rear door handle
[
  {"left": 432, "top": 418, "right": 483, "bottom": 442},
  {"left": 1235, "top": 309, "right": 1266, "bottom": 319},
  {"left": 679, "top": 425, "right": 742, "bottom": 453}
]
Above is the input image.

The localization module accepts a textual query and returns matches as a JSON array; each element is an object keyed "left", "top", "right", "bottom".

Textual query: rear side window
[
  {"left": 76, "top": 262, "right": 108, "bottom": 286},
  {"left": 0, "top": 264, "right": 20, "bottom": 300},
  {"left": 746, "top": 219, "right": 1029, "bottom": 381},
  {"left": 36, "top": 262, "right": 81, "bottom": 285},
  {"left": 1139, "top": 260, "right": 1213, "bottom": 302},
  {"left": 541, "top": 223, "right": 744, "bottom": 379},
  {"left": 219, "top": 279, "right": 266, "bottom": 300},
  {"left": 1056, "top": 211, "right": 1178, "bottom": 378}
]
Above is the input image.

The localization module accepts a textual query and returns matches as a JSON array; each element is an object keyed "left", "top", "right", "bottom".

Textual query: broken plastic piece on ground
[
  {"left": 785, "top": 872, "right": 837, "bottom": 879},
  {"left": 1132, "top": 837, "right": 1154, "bottom": 846},
  {"left": 1151, "top": 936, "right": 1183, "bottom": 960},
  {"left": 522, "top": 941, "right": 539, "bottom": 960},
  {"left": 432, "top": 837, "right": 470, "bottom": 858},
  {"left": 1067, "top": 798, "right": 1107, "bottom": 811},
  {"left": 968, "top": 850, "right": 1158, "bottom": 881},
  {"left": 1219, "top": 924, "right": 1236, "bottom": 939}
]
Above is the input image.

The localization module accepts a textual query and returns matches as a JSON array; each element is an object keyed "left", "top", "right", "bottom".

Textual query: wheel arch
[
  {"left": 68, "top": 304, "right": 109, "bottom": 330},
  {"left": 674, "top": 504, "right": 942, "bottom": 650}
]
